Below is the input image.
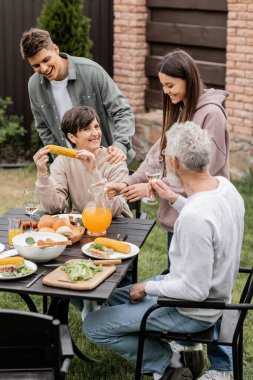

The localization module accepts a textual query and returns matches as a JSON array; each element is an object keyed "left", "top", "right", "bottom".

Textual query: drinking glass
[
  {"left": 23, "top": 189, "right": 40, "bottom": 230},
  {"left": 142, "top": 154, "right": 163, "bottom": 205},
  {"left": 8, "top": 217, "right": 23, "bottom": 248}
]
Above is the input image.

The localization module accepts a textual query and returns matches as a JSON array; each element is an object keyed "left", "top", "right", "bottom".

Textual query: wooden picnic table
[{"left": 0, "top": 209, "right": 155, "bottom": 361}]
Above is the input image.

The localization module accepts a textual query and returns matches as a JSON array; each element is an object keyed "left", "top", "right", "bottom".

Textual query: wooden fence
[
  {"left": 0, "top": 0, "right": 113, "bottom": 130},
  {"left": 145, "top": 0, "right": 227, "bottom": 109}
]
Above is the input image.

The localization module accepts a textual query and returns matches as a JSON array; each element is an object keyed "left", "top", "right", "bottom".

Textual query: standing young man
[{"left": 20, "top": 28, "right": 135, "bottom": 164}]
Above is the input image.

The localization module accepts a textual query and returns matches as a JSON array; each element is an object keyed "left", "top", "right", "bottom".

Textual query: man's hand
[
  {"left": 33, "top": 146, "right": 50, "bottom": 177},
  {"left": 121, "top": 183, "right": 148, "bottom": 202},
  {"left": 106, "top": 146, "right": 127, "bottom": 164},
  {"left": 76, "top": 149, "right": 97, "bottom": 172},
  {"left": 129, "top": 283, "right": 147, "bottom": 304},
  {"left": 105, "top": 182, "right": 127, "bottom": 199},
  {"left": 150, "top": 180, "right": 178, "bottom": 204}
]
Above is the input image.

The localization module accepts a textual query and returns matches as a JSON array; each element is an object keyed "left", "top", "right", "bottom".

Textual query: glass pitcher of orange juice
[{"left": 82, "top": 183, "right": 112, "bottom": 236}]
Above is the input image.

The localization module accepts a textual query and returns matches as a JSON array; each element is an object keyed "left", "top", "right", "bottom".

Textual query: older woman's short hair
[{"left": 165, "top": 121, "right": 213, "bottom": 171}]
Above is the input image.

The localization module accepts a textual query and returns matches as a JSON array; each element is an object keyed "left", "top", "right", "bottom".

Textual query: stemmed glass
[
  {"left": 142, "top": 154, "right": 163, "bottom": 205},
  {"left": 23, "top": 189, "right": 40, "bottom": 230}
]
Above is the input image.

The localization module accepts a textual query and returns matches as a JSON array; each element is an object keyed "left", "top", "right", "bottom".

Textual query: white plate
[
  {"left": 53, "top": 214, "right": 83, "bottom": 226},
  {"left": 0, "top": 243, "right": 5, "bottom": 253},
  {"left": 0, "top": 259, "right": 37, "bottom": 280},
  {"left": 81, "top": 242, "right": 139, "bottom": 260}
]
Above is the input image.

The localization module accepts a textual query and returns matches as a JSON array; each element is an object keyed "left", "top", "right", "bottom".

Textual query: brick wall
[
  {"left": 114, "top": 1, "right": 253, "bottom": 178},
  {"left": 113, "top": 0, "right": 148, "bottom": 113},
  {"left": 226, "top": 0, "right": 253, "bottom": 178}
]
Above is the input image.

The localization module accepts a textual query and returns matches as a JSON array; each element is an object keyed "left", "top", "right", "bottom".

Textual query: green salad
[
  {"left": 61, "top": 259, "right": 103, "bottom": 281},
  {"left": 2, "top": 264, "right": 33, "bottom": 278}
]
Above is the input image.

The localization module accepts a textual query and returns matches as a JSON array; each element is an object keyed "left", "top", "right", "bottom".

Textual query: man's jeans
[{"left": 83, "top": 275, "right": 212, "bottom": 374}]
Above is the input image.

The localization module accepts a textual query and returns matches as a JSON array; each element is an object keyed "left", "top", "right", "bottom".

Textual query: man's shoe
[
  {"left": 169, "top": 341, "right": 204, "bottom": 379},
  {"left": 198, "top": 370, "right": 233, "bottom": 379},
  {"left": 161, "top": 367, "right": 193, "bottom": 380}
]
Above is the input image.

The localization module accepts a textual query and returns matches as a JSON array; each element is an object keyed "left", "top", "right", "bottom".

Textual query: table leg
[
  {"left": 18, "top": 294, "right": 37, "bottom": 312},
  {"left": 47, "top": 296, "right": 98, "bottom": 363}
]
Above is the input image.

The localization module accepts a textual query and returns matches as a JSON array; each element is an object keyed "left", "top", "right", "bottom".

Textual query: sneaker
[
  {"left": 161, "top": 367, "right": 193, "bottom": 380},
  {"left": 198, "top": 370, "right": 233, "bottom": 379},
  {"left": 169, "top": 341, "right": 204, "bottom": 379}
]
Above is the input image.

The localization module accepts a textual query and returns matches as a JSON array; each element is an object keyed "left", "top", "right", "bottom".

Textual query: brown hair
[
  {"left": 20, "top": 28, "right": 54, "bottom": 59},
  {"left": 61, "top": 106, "right": 100, "bottom": 146},
  {"left": 158, "top": 49, "right": 204, "bottom": 153}
]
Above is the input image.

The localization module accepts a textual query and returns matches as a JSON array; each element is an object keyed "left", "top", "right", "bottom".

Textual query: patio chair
[
  {"left": 0, "top": 309, "right": 73, "bottom": 379},
  {"left": 135, "top": 267, "right": 253, "bottom": 380}
]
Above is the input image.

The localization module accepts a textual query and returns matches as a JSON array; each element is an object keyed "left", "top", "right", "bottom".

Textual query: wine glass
[
  {"left": 142, "top": 154, "right": 163, "bottom": 205},
  {"left": 23, "top": 189, "right": 40, "bottom": 230}
]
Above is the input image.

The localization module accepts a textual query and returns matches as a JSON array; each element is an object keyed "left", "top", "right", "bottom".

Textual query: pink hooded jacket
[{"left": 126, "top": 88, "right": 230, "bottom": 231}]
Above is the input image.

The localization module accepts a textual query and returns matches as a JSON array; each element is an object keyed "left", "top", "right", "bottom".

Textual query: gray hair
[{"left": 165, "top": 121, "right": 213, "bottom": 171}]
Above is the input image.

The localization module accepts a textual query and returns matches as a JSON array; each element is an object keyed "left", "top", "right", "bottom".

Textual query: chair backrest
[
  {"left": 233, "top": 267, "right": 253, "bottom": 341},
  {"left": 0, "top": 309, "right": 65, "bottom": 377},
  {"left": 128, "top": 169, "right": 146, "bottom": 219}
]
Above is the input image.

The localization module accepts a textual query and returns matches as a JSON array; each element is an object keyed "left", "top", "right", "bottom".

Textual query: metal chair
[
  {"left": 135, "top": 267, "right": 253, "bottom": 380},
  {"left": 128, "top": 169, "right": 147, "bottom": 219},
  {"left": 0, "top": 309, "right": 73, "bottom": 379}
]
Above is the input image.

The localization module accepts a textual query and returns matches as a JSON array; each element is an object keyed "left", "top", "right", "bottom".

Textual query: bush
[
  {"left": 37, "top": 0, "right": 92, "bottom": 58},
  {"left": 0, "top": 97, "right": 26, "bottom": 163}
]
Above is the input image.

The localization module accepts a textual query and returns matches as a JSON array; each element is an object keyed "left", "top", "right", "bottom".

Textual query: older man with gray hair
[{"left": 83, "top": 121, "right": 245, "bottom": 380}]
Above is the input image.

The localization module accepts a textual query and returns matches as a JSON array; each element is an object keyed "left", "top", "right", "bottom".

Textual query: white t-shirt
[{"left": 50, "top": 78, "right": 72, "bottom": 148}]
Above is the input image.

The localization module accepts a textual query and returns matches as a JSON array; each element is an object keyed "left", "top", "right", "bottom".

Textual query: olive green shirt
[{"left": 28, "top": 54, "right": 135, "bottom": 162}]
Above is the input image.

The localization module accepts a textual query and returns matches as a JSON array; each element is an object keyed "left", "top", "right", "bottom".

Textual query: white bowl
[{"left": 12, "top": 231, "right": 68, "bottom": 262}]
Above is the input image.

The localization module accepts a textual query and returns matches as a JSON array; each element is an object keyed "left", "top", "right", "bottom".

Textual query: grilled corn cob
[
  {"left": 0, "top": 257, "right": 24, "bottom": 266},
  {"left": 94, "top": 238, "right": 130, "bottom": 254},
  {"left": 47, "top": 145, "right": 77, "bottom": 158}
]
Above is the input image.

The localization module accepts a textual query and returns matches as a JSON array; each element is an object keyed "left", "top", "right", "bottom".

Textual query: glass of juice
[{"left": 8, "top": 217, "right": 23, "bottom": 248}]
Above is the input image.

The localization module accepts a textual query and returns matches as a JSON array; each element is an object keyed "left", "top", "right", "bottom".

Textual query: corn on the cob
[
  {"left": 94, "top": 238, "right": 130, "bottom": 254},
  {"left": 47, "top": 145, "right": 77, "bottom": 158},
  {"left": 0, "top": 257, "right": 24, "bottom": 266}
]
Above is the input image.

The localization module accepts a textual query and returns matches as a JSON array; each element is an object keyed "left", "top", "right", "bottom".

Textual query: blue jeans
[{"left": 83, "top": 275, "right": 212, "bottom": 374}]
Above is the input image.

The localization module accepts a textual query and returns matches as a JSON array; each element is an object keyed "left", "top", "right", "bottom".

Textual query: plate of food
[
  {"left": 0, "top": 243, "right": 5, "bottom": 253},
  {"left": 0, "top": 257, "right": 37, "bottom": 280},
  {"left": 81, "top": 237, "right": 139, "bottom": 260}
]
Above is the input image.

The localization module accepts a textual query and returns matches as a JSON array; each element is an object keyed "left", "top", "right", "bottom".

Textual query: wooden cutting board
[{"left": 42, "top": 259, "right": 116, "bottom": 290}]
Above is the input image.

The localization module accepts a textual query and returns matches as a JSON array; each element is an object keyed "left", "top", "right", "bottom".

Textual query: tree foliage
[
  {"left": 0, "top": 97, "right": 26, "bottom": 162},
  {"left": 37, "top": 0, "right": 92, "bottom": 58}
]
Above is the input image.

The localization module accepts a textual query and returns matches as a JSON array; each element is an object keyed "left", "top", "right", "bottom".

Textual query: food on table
[
  {"left": 38, "top": 215, "right": 55, "bottom": 229},
  {"left": 94, "top": 237, "right": 131, "bottom": 254},
  {"left": 88, "top": 243, "right": 115, "bottom": 258},
  {"left": 52, "top": 217, "right": 71, "bottom": 231},
  {"left": 25, "top": 237, "right": 36, "bottom": 245},
  {"left": 47, "top": 145, "right": 77, "bottom": 158},
  {"left": 21, "top": 220, "right": 38, "bottom": 229},
  {"left": 61, "top": 259, "right": 103, "bottom": 281},
  {"left": 55, "top": 225, "right": 74, "bottom": 238},
  {"left": 0, "top": 256, "right": 33, "bottom": 277},
  {"left": 37, "top": 215, "right": 83, "bottom": 241},
  {"left": 38, "top": 227, "right": 56, "bottom": 233},
  {"left": 0, "top": 256, "right": 24, "bottom": 269}
]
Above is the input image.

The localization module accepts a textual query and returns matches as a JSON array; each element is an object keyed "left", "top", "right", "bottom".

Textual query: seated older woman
[{"left": 33, "top": 105, "right": 132, "bottom": 217}]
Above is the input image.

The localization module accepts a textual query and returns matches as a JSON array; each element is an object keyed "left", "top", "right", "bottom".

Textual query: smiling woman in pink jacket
[{"left": 108, "top": 49, "right": 229, "bottom": 233}]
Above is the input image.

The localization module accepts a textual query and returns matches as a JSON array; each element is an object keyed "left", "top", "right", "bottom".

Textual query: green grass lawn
[{"left": 0, "top": 167, "right": 252, "bottom": 379}]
